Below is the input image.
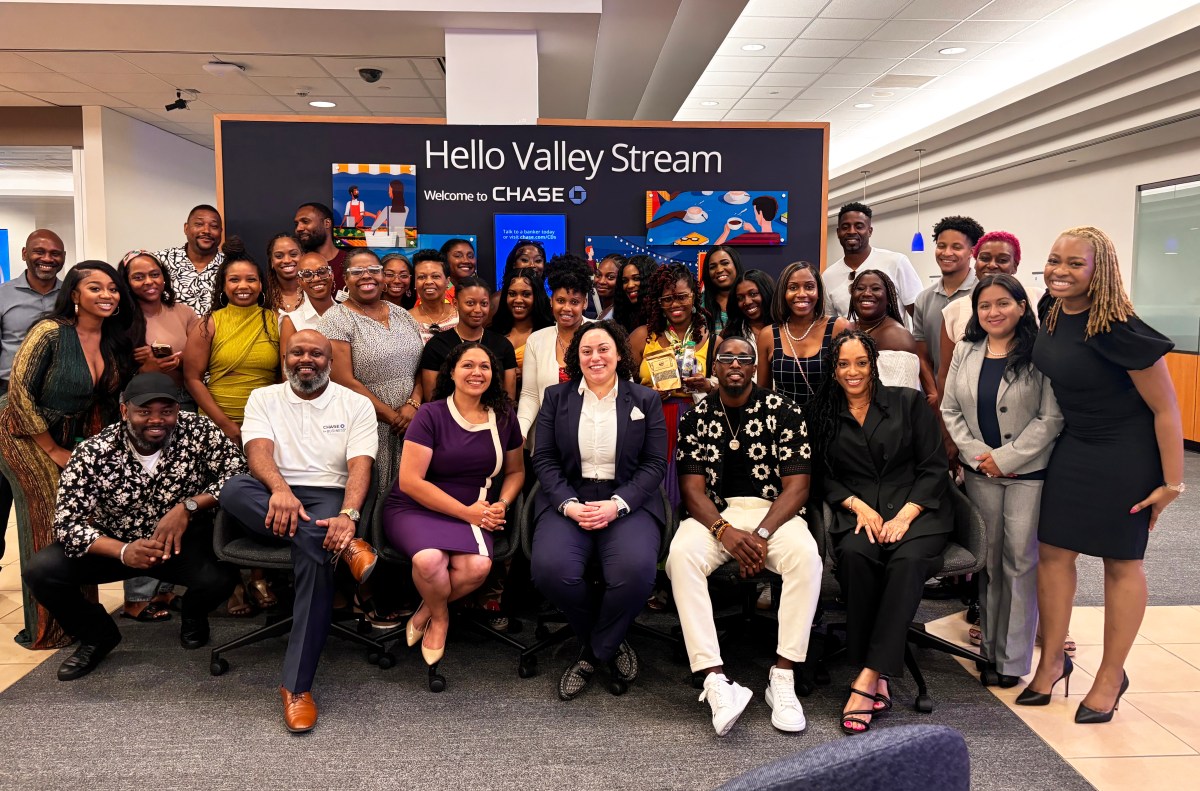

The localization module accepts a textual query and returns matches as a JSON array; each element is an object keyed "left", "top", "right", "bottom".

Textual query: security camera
[
  {"left": 165, "top": 90, "right": 189, "bottom": 111},
  {"left": 358, "top": 68, "right": 383, "bottom": 83}
]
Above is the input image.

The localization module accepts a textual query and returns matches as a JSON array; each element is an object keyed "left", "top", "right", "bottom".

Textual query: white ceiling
[{"left": 677, "top": 0, "right": 1200, "bottom": 170}]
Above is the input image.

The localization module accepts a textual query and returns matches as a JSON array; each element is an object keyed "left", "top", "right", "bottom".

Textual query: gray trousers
[{"left": 963, "top": 474, "right": 1042, "bottom": 676}]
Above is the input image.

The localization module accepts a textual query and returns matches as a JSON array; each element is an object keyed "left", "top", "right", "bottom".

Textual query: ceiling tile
[
  {"left": 180, "top": 134, "right": 216, "bottom": 149},
  {"left": 153, "top": 72, "right": 266, "bottom": 96},
  {"left": 425, "top": 80, "right": 445, "bottom": 97},
  {"left": 743, "top": 86, "right": 803, "bottom": 100},
  {"left": 798, "top": 86, "right": 860, "bottom": 101},
  {"left": 175, "top": 122, "right": 218, "bottom": 134},
  {"left": 754, "top": 72, "right": 819, "bottom": 87},
  {"left": 27, "top": 92, "right": 132, "bottom": 108},
  {"left": 0, "top": 93, "right": 51, "bottom": 107},
  {"left": 697, "top": 71, "right": 761, "bottom": 87},
  {"left": 1003, "top": 19, "right": 1074, "bottom": 43},
  {"left": 768, "top": 56, "right": 838, "bottom": 73},
  {"left": 824, "top": 108, "right": 879, "bottom": 121},
  {"left": 971, "top": 0, "right": 1072, "bottom": 21},
  {"left": 0, "top": 54, "right": 50, "bottom": 73},
  {"left": 250, "top": 76, "right": 348, "bottom": 96},
  {"left": 316, "top": 57, "right": 420, "bottom": 79},
  {"left": 276, "top": 95, "right": 367, "bottom": 113},
  {"left": 357, "top": 97, "right": 443, "bottom": 115},
  {"left": 896, "top": 0, "right": 990, "bottom": 20},
  {"left": 811, "top": 73, "right": 873, "bottom": 89},
  {"left": 674, "top": 109, "right": 730, "bottom": 121},
  {"left": 68, "top": 73, "right": 173, "bottom": 93},
  {"left": 910, "top": 41, "right": 997, "bottom": 59},
  {"left": 848, "top": 40, "right": 925, "bottom": 58},
  {"left": 411, "top": 59, "right": 444, "bottom": 80},
  {"left": 972, "top": 41, "right": 1049, "bottom": 61},
  {"left": 896, "top": 59, "right": 965, "bottom": 76},
  {"left": 723, "top": 109, "right": 779, "bottom": 121},
  {"left": 214, "top": 55, "right": 328, "bottom": 78},
  {"left": 733, "top": 97, "right": 789, "bottom": 111},
  {"left": 117, "top": 53, "right": 218, "bottom": 74},
  {"left": 689, "top": 85, "right": 749, "bottom": 99},
  {"left": 337, "top": 78, "right": 431, "bottom": 98},
  {"left": 945, "top": 59, "right": 1009, "bottom": 77},
  {"left": 23, "top": 52, "right": 144, "bottom": 74},
  {"left": 704, "top": 55, "right": 777, "bottom": 73},
  {"left": 924, "top": 74, "right": 983, "bottom": 91},
  {"left": 820, "top": 0, "right": 911, "bottom": 19},
  {"left": 827, "top": 57, "right": 903, "bottom": 74},
  {"left": 775, "top": 110, "right": 829, "bottom": 122},
  {"left": 940, "top": 20, "right": 1033, "bottom": 42},
  {"left": 801, "top": 19, "right": 884, "bottom": 40},
  {"left": 201, "top": 94, "right": 291, "bottom": 113},
  {"left": 730, "top": 16, "right": 813, "bottom": 39},
  {"left": 683, "top": 97, "right": 735, "bottom": 110},
  {"left": 717, "top": 38, "right": 793, "bottom": 58},
  {"left": 869, "top": 19, "right": 957, "bottom": 40},
  {"left": 745, "top": 0, "right": 828, "bottom": 16},
  {"left": 784, "top": 38, "right": 860, "bottom": 58},
  {"left": 0, "top": 73, "right": 96, "bottom": 93}
]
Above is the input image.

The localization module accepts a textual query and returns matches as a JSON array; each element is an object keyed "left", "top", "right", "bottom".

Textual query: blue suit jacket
[{"left": 532, "top": 379, "right": 667, "bottom": 525}]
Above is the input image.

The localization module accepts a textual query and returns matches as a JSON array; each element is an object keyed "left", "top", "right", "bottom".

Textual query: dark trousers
[
  {"left": 220, "top": 474, "right": 343, "bottom": 694},
  {"left": 530, "top": 481, "right": 660, "bottom": 663},
  {"left": 834, "top": 529, "right": 947, "bottom": 677},
  {"left": 21, "top": 514, "right": 237, "bottom": 647}
]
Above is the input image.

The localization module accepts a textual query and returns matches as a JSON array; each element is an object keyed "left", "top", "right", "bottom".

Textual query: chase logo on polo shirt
[{"left": 322, "top": 423, "right": 347, "bottom": 433}]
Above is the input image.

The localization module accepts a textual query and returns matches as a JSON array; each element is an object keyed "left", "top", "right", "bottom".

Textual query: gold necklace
[
  {"left": 718, "top": 399, "right": 744, "bottom": 451},
  {"left": 348, "top": 296, "right": 387, "bottom": 323},
  {"left": 857, "top": 315, "right": 886, "bottom": 334}
]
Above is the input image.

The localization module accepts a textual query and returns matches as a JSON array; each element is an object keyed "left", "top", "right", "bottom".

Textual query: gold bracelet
[
  {"left": 715, "top": 523, "right": 728, "bottom": 542},
  {"left": 405, "top": 398, "right": 420, "bottom": 410}
]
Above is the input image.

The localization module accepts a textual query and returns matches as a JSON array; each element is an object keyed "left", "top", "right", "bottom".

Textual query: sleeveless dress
[
  {"left": 205, "top": 305, "right": 279, "bottom": 425},
  {"left": 771, "top": 318, "right": 836, "bottom": 408},
  {"left": 1032, "top": 309, "right": 1173, "bottom": 559},
  {"left": 876, "top": 349, "right": 922, "bottom": 391}
]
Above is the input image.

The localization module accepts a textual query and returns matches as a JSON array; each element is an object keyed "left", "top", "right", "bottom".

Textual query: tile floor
[{"left": 3, "top": 514, "right": 1197, "bottom": 790}]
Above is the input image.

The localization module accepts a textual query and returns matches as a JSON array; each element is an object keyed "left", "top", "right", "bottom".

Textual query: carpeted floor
[{"left": 0, "top": 603, "right": 1092, "bottom": 791}]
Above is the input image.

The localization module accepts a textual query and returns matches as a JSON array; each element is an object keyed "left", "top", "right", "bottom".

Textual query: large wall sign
[{"left": 217, "top": 117, "right": 828, "bottom": 286}]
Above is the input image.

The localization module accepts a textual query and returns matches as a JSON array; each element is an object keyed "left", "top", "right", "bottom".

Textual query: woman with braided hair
[
  {"left": 846, "top": 269, "right": 936, "bottom": 399},
  {"left": 1018, "top": 227, "right": 1183, "bottom": 724}
]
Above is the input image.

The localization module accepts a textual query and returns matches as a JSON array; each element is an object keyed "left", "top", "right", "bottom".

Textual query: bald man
[
  {"left": 0, "top": 229, "right": 67, "bottom": 555},
  {"left": 219, "top": 330, "right": 379, "bottom": 733}
]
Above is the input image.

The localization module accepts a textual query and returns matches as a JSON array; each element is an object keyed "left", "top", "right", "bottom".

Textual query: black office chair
[
  {"left": 208, "top": 470, "right": 383, "bottom": 676},
  {"left": 514, "top": 481, "right": 677, "bottom": 691},
  {"left": 368, "top": 489, "right": 528, "bottom": 692},
  {"left": 818, "top": 484, "right": 987, "bottom": 712}
]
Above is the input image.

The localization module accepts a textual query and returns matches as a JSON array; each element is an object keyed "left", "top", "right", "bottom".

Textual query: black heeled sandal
[
  {"left": 1015, "top": 653, "right": 1073, "bottom": 706},
  {"left": 841, "top": 688, "right": 877, "bottom": 735},
  {"left": 873, "top": 674, "right": 892, "bottom": 713}
]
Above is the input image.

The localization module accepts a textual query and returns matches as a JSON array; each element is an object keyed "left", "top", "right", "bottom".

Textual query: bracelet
[
  {"left": 119, "top": 542, "right": 131, "bottom": 566},
  {"left": 405, "top": 398, "right": 420, "bottom": 410},
  {"left": 715, "top": 523, "right": 728, "bottom": 542},
  {"left": 845, "top": 496, "right": 857, "bottom": 511},
  {"left": 708, "top": 517, "right": 730, "bottom": 536},
  {"left": 498, "top": 497, "right": 510, "bottom": 511}
]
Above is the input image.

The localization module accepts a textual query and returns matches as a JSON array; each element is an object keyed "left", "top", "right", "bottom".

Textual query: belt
[{"left": 580, "top": 477, "right": 614, "bottom": 485}]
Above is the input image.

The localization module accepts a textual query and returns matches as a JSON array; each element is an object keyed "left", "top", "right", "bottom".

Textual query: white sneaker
[
  {"left": 765, "top": 667, "right": 806, "bottom": 732},
  {"left": 698, "top": 673, "right": 753, "bottom": 736}
]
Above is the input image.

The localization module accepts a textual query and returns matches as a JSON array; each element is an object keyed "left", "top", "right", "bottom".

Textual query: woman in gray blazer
[{"left": 942, "top": 274, "right": 1063, "bottom": 687}]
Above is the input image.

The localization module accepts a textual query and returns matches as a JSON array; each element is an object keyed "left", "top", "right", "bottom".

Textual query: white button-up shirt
[{"left": 577, "top": 380, "right": 619, "bottom": 480}]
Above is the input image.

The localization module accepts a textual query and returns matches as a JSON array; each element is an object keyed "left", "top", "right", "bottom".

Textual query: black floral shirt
[
  {"left": 53, "top": 411, "right": 246, "bottom": 557},
  {"left": 154, "top": 245, "right": 224, "bottom": 314},
  {"left": 676, "top": 386, "right": 812, "bottom": 512}
]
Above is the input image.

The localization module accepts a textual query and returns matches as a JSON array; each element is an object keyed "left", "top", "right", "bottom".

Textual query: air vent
[{"left": 869, "top": 74, "right": 936, "bottom": 89}]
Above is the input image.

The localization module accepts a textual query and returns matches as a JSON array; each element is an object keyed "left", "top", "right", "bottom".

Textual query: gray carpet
[{"left": 0, "top": 605, "right": 1092, "bottom": 791}]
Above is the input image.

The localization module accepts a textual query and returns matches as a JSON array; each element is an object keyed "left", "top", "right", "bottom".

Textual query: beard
[
  {"left": 125, "top": 421, "right": 170, "bottom": 455},
  {"left": 287, "top": 365, "right": 331, "bottom": 395},
  {"left": 299, "top": 226, "right": 327, "bottom": 252}
]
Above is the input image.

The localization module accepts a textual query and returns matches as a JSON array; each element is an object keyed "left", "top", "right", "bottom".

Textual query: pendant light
[
  {"left": 911, "top": 148, "right": 925, "bottom": 253},
  {"left": 860, "top": 170, "right": 870, "bottom": 200}
]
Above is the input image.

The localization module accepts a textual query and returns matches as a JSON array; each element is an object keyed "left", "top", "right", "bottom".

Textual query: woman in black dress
[{"left": 1019, "top": 226, "right": 1183, "bottom": 723}]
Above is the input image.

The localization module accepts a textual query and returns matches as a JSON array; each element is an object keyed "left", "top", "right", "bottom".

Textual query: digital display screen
[{"left": 493, "top": 213, "right": 567, "bottom": 285}]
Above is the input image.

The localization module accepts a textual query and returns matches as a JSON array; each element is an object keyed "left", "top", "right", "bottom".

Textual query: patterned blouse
[
  {"left": 676, "top": 386, "right": 812, "bottom": 512},
  {"left": 52, "top": 411, "right": 246, "bottom": 557},
  {"left": 154, "top": 245, "right": 225, "bottom": 314}
]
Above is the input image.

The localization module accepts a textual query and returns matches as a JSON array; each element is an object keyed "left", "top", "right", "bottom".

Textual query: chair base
[{"left": 208, "top": 611, "right": 384, "bottom": 676}]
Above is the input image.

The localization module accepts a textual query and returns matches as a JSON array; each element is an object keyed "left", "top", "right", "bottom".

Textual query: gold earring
[{"left": 74, "top": 303, "right": 80, "bottom": 315}]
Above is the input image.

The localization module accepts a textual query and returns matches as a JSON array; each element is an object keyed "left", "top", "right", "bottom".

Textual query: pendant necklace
[{"left": 720, "top": 401, "right": 744, "bottom": 451}]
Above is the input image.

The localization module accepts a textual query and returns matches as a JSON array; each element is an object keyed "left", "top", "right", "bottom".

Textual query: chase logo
[
  {"left": 568, "top": 185, "right": 587, "bottom": 205},
  {"left": 322, "top": 423, "right": 346, "bottom": 433}
]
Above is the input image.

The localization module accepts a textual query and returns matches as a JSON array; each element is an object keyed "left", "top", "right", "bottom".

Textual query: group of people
[{"left": 0, "top": 199, "right": 1183, "bottom": 739}]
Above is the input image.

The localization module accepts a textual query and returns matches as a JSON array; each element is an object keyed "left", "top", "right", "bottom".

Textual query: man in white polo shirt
[
  {"left": 823, "top": 202, "right": 923, "bottom": 319},
  {"left": 220, "top": 329, "right": 379, "bottom": 734}
]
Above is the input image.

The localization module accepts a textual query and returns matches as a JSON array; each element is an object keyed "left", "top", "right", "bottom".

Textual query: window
[{"left": 1133, "top": 176, "right": 1200, "bottom": 352}]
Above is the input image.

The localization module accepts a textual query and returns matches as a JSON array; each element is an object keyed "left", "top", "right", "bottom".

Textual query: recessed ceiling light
[
  {"left": 741, "top": 43, "right": 766, "bottom": 51},
  {"left": 854, "top": 103, "right": 874, "bottom": 109},
  {"left": 309, "top": 100, "right": 337, "bottom": 108},
  {"left": 700, "top": 100, "right": 719, "bottom": 106},
  {"left": 938, "top": 47, "right": 968, "bottom": 55},
  {"left": 1067, "top": 159, "right": 1077, "bottom": 163}
]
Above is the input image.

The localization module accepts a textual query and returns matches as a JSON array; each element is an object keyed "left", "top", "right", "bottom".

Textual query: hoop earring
[
  {"left": 257, "top": 292, "right": 266, "bottom": 307},
  {"left": 219, "top": 293, "right": 229, "bottom": 307},
  {"left": 112, "top": 304, "right": 120, "bottom": 316}
]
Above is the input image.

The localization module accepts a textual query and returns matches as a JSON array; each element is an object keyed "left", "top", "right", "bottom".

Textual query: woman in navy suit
[{"left": 530, "top": 320, "right": 668, "bottom": 701}]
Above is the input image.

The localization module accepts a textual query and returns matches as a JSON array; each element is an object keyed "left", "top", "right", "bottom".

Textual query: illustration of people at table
[{"left": 714, "top": 196, "right": 782, "bottom": 246}]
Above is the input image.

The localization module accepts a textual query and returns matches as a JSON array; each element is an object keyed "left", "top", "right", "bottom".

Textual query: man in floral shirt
[
  {"left": 665, "top": 336, "right": 823, "bottom": 736},
  {"left": 23, "top": 373, "right": 244, "bottom": 681}
]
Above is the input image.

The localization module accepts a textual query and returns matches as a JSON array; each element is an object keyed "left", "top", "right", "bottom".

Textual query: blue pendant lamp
[{"left": 911, "top": 148, "right": 925, "bottom": 253}]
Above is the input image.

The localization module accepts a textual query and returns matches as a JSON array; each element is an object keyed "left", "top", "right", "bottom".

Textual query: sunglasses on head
[{"left": 715, "top": 353, "right": 755, "bottom": 366}]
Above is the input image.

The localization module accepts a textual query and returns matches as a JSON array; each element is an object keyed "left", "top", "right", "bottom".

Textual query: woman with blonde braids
[{"left": 1017, "top": 227, "right": 1183, "bottom": 724}]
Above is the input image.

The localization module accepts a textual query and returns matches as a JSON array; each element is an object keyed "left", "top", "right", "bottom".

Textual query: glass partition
[{"left": 1133, "top": 176, "right": 1200, "bottom": 352}]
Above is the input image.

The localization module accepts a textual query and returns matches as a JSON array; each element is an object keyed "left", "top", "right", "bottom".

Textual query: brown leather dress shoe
[
  {"left": 340, "top": 538, "right": 378, "bottom": 584},
  {"left": 281, "top": 686, "right": 317, "bottom": 733}
]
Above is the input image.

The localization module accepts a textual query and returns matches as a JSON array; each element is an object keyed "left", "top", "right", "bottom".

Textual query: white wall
[
  {"left": 80, "top": 107, "right": 216, "bottom": 262},
  {"left": 0, "top": 195, "right": 77, "bottom": 283},
  {"left": 826, "top": 134, "right": 1200, "bottom": 302}
]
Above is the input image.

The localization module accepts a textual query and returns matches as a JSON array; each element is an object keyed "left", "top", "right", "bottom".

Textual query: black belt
[{"left": 580, "top": 477, "right": 614, "bottom": 484}]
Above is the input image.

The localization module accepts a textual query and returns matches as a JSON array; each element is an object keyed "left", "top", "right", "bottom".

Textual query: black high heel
[
  {"left": 1015, "top": 653, "right": 1073, "bottom": 706},
  {"left": 1075, "top": 672, "right": 1129, "bottom": 724}
]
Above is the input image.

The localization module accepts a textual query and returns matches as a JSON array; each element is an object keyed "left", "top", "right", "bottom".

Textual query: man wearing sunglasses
[{"left": 667, "top": 336, "right": 822, "bottom": 736}]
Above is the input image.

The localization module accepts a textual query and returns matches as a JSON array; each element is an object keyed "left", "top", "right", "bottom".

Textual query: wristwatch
[
  {"left": 183, "top": 497, "right": 199, "bottom": 513},
  {"left": 611, "top": 497, "right": 630, "bottom": 518},
  {"left": 339, "top": 507, "right": 361, "bottom": 522},
  {"left": 755, "top": 527, "right": 770, "bottom": 539}
]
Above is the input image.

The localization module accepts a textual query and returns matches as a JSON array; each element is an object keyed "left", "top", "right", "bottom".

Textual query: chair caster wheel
[
  {"left": 607, "top": 678, "right": 628, "bottom": 696},
  {"left": 671, "top": 644, "right": 688, "bottom": 664},
  {"left": 210, "top": 657, "right": 228, "bottom": 676},
  {"left": 507, "top": 619, "right": 523, "bottom": 635},
  {"left": 914, "top": 694, "right": 933, "bottom": 713},
  {"left": 690, "top": 672, "right": 705, "bottom": 690},
  {"left": 797, "top": 678, "right": 815, "bottom": 697},
  {"left": 428, "top": 673, "right": 446, "bottom": 693},
  {"left": 377, "top": 653, "right": 395, "bottom": 670},
  {"left": 518, "top": 657, "right": 538, "bottom": 678},
  {"left": 367, "top": 651, "right": 381, "bottom": 665}
]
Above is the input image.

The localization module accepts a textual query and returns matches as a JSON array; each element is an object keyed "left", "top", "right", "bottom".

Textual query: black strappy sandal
[
  {"left": 841, "top": 688, "right": 877, "bottom": 735},
  {"left": 873, "top": 674, "right": 893, "bottom": 713}
]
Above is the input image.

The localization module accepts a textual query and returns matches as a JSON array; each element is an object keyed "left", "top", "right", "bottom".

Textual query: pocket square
[{"left": 630, "top": 406, "right": 645, "bottom": 421}]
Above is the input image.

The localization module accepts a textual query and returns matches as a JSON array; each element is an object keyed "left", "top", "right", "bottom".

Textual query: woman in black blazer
[
  {"left": 809, "top": 329, "right": 952, "bottom": 735},
  {"left": 530, "top": 320, "right": 668, "bottom": 701}
]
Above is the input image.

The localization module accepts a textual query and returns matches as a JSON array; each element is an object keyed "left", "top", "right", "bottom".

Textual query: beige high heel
[{"left": 406, "top": 601, "right": 429, "bottom": 648}]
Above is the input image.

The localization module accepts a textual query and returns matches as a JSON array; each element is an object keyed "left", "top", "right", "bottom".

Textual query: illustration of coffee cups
[{"left": 726, "top": 217, "right": 744, "bottom": 230}]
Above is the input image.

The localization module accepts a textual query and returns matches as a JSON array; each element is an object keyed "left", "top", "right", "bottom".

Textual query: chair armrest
[{"left": 947, "top": 484, "right": 987, "bottom": 575}]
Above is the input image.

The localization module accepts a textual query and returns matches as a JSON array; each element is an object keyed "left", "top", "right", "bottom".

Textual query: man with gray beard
[{"left": 220, "top": 330, "right": 379, "bottom": 733}]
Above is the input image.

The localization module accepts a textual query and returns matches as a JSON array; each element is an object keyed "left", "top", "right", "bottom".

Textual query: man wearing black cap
[{"left": 22, "top": 372, "right": 245, "bottom": 681}]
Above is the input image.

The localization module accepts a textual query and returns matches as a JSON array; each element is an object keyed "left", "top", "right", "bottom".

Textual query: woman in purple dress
[{"left": 384, "top": 342, "right": 525, "bottom": 685}]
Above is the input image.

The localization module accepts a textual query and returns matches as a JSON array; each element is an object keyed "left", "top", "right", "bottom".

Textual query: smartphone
[{"left": 151, "top": 343, "right": 174, "bottom": 358}]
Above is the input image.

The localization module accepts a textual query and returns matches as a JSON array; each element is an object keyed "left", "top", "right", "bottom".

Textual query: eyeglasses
[
  {"left": 297, "top": 267, "right": 333, "bottom": 280},
  {"left": 344, "top": 265, "right": 383, "bottom": 278},
  {"left": 659, "top": 292, "right": 694, "bottom": 307},
  {"left": 715, "top": 353, "right": 755, "bottom": 366}
]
